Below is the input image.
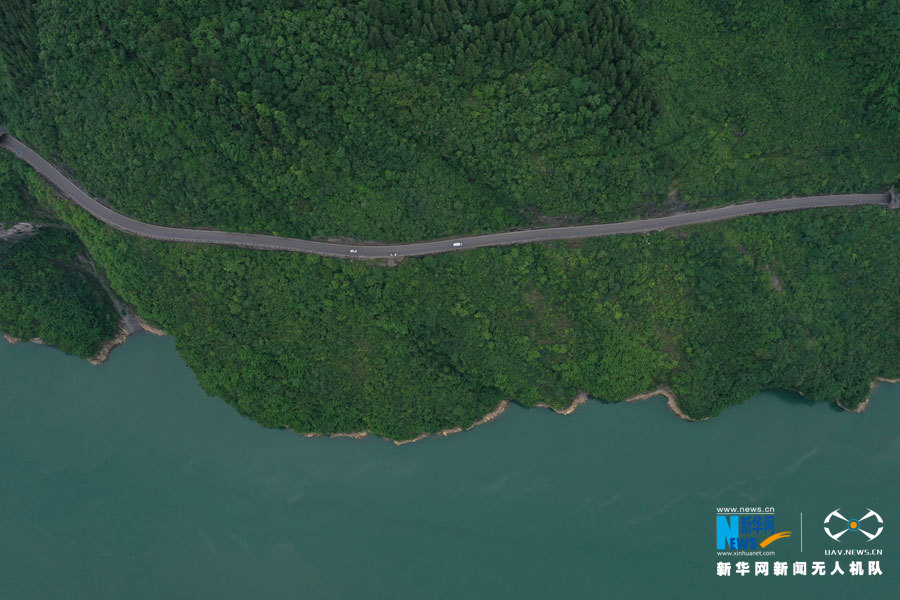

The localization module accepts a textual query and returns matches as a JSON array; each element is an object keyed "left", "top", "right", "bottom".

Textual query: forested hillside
[
  {"left": 0, "top": 150, "right": 36, "bottom": 222},
  {"left": 46, "top": 181, "right": 899, "bottom": 439},
  {"left": 0, "top": 228, "right": 118, "bottom": 358},
  {"left": 1, "top": 0, "right": 657, "bottom": 240},
  {"left": 2, "top": 1, "right": 897, "bottom": 240},
  {"left": 1, "top": 0, "right": 898, "bottom": 439},
  {"left": 1, "top": 146, "right": 115, "bottom": 357}
]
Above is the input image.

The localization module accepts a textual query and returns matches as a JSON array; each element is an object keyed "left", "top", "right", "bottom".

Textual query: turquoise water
[{"left": 1, "top": 335, "right": 897, "bottom": 599}]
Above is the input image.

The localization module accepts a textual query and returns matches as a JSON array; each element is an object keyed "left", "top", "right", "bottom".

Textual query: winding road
[{"left": 1, "top": 132, "right": 893, "bottom": 259}]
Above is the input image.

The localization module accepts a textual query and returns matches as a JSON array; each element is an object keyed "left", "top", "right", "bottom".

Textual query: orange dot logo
[{"left": 823, "top": 509, "right": 883, "bottom": 542}]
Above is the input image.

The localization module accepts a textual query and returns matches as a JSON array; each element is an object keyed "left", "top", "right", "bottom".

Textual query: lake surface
[{"left": 1, "top": 335, "right": 897, "bottom": 599}]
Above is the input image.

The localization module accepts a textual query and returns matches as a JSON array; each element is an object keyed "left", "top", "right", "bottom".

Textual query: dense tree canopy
[
  {"left": 0, "top": 151, "right": 36, "bottom": 223},
  {"left": 2, "top": 1, "right": 897, "bottom": 240},
  {"left": 1, "top": 0, "right": 658, "bottom": 240},
  {"left": 0, "top": 229, "right": 118, "bottom": 358},
  {"left": 43, "top": 176, "right": 899, "bottom": 438},
  {"left": 1, "top": 0, "right": 898, "bottom": 439}
]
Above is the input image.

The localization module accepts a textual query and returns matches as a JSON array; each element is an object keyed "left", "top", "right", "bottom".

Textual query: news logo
[{"left": 716, "top": 510, "right": 791, "bottom": 551}]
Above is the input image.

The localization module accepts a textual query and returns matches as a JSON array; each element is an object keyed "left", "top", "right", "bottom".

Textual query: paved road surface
[{"left": 1, "top": 133, "right": 891, "bottom": 259}]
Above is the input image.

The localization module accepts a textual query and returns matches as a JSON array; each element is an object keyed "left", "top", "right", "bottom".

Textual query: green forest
[
  {"left": 1, "top": 0, "right": 898, "bottom": 439},
  {"left": 1, "top": 150, "right": 115, "bottom": 356},
  {"left": 0, "top": 149, "right": 39, "bottom": 222},
  {"left": 0, "top": 228, "right": 118, "bottom": 358},
  {"left": 2, "top": 0, "right": 898, "bottom": 239}
]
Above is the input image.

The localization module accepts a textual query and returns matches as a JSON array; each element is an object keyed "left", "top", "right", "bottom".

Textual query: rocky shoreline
[
  {"left": 3, "top": 332, "right": 44, "bottom": 345},
  {"left": 297, "top": 387, "right": 693, "bottom": 445},
  {"left": 391, "top": 385, "right": 708, "bottom": 443},
  {"left": 4, "top": 326, "right": 896, "bottom": 442},
  {"left": 393, "top": 400, "right": 512, "bottom": 445},
  {"left": 837, "top": 377, "right": 900, "bottom": 414},
  {"left": 376, "top": 376, "right": 897, "bottom": 443},
  {"left": 536, "top": 391, "right": 588, "bottom": 415},
  {"left": 2, "top": 315, "right": 166, "bottom": 365},
  {"left": 89, "top": 316, "right": 166, "bottom": 365},
  {"left": 623, "top": 385, "right": 708, "bottom": 421}
]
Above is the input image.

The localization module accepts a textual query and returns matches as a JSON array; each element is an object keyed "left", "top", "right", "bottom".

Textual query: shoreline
[
  {"left": 294, "top": 376, "right": 899, "bottom": 443},
  {"left": 837, "top": 377, "right": 900, "bottom": 414},
  {"left": 622, "top": 385, "right": 707, "bottom": 421},
  {"left": 295, "top": 399, "right": 515, "bottom": 445},
  {"left": 89, "top": 316, "right": 167, "bottom": 365},
  {"left": 3, "top": 329, "right": 897, "bottom": 441},
  {"left": 393, "top": 400, "right": 512, "bottom": 445},
  {"left": 535, "top": 391, "right": 589, "bottom": 415},
  {"left": 2, "top": 315, "right": 167, "bottom": 365},
  {"left": 2, "top": 333, "right": 45, "bottom": 345},
  {"left": 88, "top": 326, "right": 130, "bottom": 366},
  {"left": 299, "top": 387, "right": 694, "bottom": 445}
]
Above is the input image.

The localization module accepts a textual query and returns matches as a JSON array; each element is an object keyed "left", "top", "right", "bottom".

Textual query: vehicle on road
[
  {"left": 349, "top": 249, "right": 357, "bottom": 254},
  {"left": 452, "top": 242, "right": 462, "bottom": 247}
]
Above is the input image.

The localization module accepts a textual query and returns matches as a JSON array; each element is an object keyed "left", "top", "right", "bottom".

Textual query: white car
[
  {"left": 452, "top": 242, "right": 462, "bottom": 247},
  {"left": 349, "top": 249, "right": 358, "bottom": 254}
]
